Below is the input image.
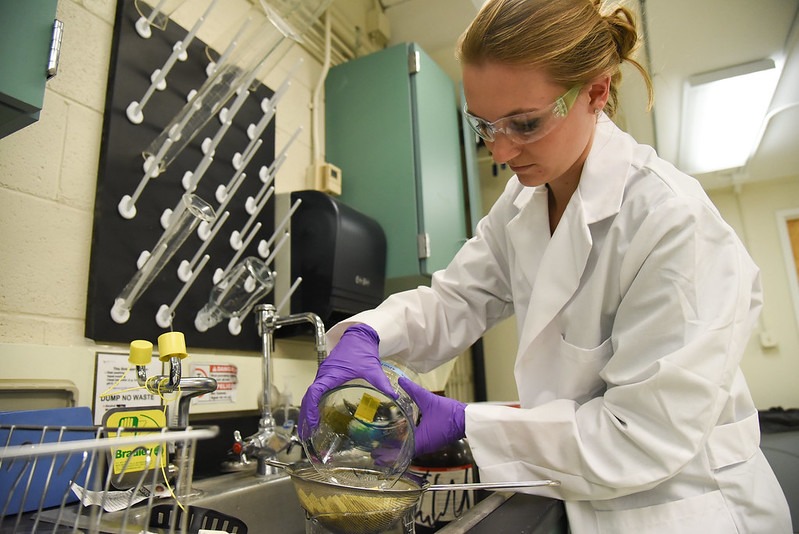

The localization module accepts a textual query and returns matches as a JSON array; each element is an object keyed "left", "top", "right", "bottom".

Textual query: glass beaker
[{"left": 304, "top": 505, "right": 416, "bottom": 534}]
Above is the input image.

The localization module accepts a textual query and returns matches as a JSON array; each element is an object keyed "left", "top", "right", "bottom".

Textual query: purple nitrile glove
[
  {"left": 398, "top": 377, "right": 466, "bottom": 457},
  {"left": 298, "top": 324, "right": 397, "bottom": 440}
]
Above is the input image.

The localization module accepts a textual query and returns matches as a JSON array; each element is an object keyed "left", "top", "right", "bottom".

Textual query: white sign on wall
[
  {"left": 189, "top": 363, "right": 238, "bottom": 405},
  {"left": 93, "top": 352, "right": 162, "bottom": 425}
]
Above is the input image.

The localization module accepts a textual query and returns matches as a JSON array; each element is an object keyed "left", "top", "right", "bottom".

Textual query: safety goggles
[{"left": 463, "top": 85, "right": 582, "bottom": 144}]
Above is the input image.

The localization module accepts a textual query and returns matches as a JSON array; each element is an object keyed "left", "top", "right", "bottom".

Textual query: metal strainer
[{"left": 268, "top": 460, "right": 560, "bottom": 534}]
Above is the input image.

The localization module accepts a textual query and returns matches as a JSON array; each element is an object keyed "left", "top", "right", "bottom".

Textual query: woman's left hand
[{"left": 399, "top": 377, "right": 466, "bottom": 457}]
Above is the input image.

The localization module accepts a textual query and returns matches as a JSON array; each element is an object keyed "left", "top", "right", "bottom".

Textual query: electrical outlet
[
  {"left": 309, "top": 162, "right": 342, "bottom": 195},
  {"left": 759, "top": 331, "right": 778, "bottom": 349},
  {"left": 366, "top": 8, "right": 391, "bottom": 47}
]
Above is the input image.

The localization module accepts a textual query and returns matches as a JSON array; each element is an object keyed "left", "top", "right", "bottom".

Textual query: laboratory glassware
[
  {"left": 143, "top": 0, "right": 333, "bottom": 171},
  {"left": 111, "top": 193, "right": 216, "bottom": 324},
  {"left": 194, "top": 256, "right": 275, "bottom": 332}
]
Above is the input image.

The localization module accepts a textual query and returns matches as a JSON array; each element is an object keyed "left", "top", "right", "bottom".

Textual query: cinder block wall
[{"left": 0, "top": 0, "right": 358, "bottom": 413}]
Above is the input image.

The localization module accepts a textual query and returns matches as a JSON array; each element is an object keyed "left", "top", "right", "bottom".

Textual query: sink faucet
[{"left": 230, "top": 304, "right": 326, "bottom": 476}]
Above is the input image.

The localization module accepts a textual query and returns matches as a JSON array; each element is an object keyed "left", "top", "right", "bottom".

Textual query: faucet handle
[
  {"left": 219, "top": 429, "right": 255, "bottom": 473},
  {"left": 232, "top": 429, "right": 245, "bottom": 456}
]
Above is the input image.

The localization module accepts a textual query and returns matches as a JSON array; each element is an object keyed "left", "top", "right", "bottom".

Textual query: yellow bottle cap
[
  {"left": 128, "top": 340, "right": 153, "bottom": 366},
  {"left": 157, "top": 331, "right": 187, "bottom": 361}
]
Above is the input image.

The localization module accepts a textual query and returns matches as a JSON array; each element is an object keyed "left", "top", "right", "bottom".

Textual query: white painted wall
[{"left": 707, "top": 179, "right": 799, "bottom": 409}]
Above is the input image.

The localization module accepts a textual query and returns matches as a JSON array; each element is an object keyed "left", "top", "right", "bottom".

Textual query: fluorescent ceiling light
[{"left": 678, "top": 58, "right": 781, "bottom": 175}]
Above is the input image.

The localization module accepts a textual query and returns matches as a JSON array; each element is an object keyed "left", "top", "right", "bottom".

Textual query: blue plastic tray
[{"left": 0, "top": 407, "right": 94, "bottom": 514}]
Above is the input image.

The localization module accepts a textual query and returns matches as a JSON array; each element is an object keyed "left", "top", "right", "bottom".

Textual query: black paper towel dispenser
[{"left": 290, "top": 190, "right": 387, "bottom": 325}]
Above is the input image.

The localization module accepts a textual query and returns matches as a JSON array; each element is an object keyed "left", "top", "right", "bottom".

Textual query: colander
[{"left": 266, "top": 459, "right": 560, "bottom": 534}]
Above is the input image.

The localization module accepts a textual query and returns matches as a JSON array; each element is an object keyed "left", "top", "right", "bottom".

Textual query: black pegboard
[{"left": 85, "top": 0, "right": 277, "bottom": 350}]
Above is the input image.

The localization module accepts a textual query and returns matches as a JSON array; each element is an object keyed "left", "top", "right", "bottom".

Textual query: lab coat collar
[
  {"left": 512, "top": 115, "right": 635, "bottom": 357},
  {"left": 514, "top": 188, "right": 592, "bottom": 356},
  {"left": 512, "top": 184, "right": 536, "bottom": 211},
  {"left": 510, "top": 115, "right": 632, "bottom": 222},
  {"left": 578, "top": 114, "right": 632, "bottom": 224}
]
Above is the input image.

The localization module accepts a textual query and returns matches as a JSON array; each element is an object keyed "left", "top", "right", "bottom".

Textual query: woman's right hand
[{"left": 298, "top": 324, "right": 397, "bottom": 439}]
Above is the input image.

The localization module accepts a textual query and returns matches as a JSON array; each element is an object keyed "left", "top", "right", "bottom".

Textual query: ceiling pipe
[{"left": 310, "top": 9, "right": 332, "bottom": 167}]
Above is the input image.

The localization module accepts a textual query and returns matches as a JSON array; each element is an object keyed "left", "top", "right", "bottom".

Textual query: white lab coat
[{"left": 328, "top": 116, "right": 792, "bottom": 533}]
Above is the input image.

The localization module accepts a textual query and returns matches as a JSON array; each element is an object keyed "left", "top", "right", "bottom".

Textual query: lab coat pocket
[
  {"left": 595, "top": 490, "right": 737, "bottom": 534},
  {"left": 555, "top": 336, "right": 612, "bottom": 403}
]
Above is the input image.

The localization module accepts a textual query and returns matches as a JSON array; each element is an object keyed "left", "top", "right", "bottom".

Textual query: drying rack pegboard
[{"left": 85, "top": 0, "right": 277, "bottom": 351}]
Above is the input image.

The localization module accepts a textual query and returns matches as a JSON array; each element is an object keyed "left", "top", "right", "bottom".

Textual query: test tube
[
  {"left": 187, "top": 81, "right": 253, "bottom": 193},
  {"left": 111, "top": 194, "right": 216, "bottom": 324},
  {"left": 143, "top": 31, "right": 287, "bottom": 170},
  {"left": 195, "top": 256, "right": 275, "bottom": 332}
]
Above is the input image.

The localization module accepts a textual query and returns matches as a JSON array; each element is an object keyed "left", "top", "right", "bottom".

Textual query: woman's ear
[{"left": 587, "top": 75, "right": 611, "bottom": 112}]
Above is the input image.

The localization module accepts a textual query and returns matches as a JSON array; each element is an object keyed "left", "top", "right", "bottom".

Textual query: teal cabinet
[
  {"left": 325, "top": 42, "right": 467, "bottom": 287},
  {"left": 0, "top": 0, "right": 60, "bottom": 138}
]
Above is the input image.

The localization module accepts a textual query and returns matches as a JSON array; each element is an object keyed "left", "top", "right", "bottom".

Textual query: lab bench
[{"left": 437, "top": 492, "right": 567, "bottom": 534}]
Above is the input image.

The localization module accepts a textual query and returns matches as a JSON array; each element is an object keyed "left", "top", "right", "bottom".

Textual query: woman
[{"left": 299, "top": 0, "right": 792, "bottom": 531}]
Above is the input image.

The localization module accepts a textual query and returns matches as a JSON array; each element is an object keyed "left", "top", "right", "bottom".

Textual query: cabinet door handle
[
  {"left": 417, "top": 233, "right": 431, "bottom": 259},
  {"left": 408, "top": 49, "right": 420, "bottom": 75},
  {"left": 47, "top": 19, "right": 64, "bottom": 79}
]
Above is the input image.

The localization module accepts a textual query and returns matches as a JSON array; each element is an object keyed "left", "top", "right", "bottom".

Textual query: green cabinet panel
[
  {"left": 0, "top": 0, "right": 59, "bottom": 138},
  {"left": 325, "top": 42, "right": 467, "bottom": 284}
]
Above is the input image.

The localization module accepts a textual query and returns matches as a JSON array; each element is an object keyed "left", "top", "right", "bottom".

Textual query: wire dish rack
[{"left": 1, "top": 422, "right": 219, "bottom": 533}]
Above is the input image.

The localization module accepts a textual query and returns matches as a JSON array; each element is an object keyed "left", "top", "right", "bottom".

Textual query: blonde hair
[{"left": 457, "top": 0, "right": 653, "bottom": 117}]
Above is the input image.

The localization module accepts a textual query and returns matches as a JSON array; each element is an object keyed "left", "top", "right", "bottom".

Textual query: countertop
[{"left": 437, "top": 491, "right": 566, "bottom": 534}]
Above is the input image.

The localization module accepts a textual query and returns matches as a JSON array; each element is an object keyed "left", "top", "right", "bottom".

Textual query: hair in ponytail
[{"left": 457, "top": 0, "right": 654, "bottom": 117}]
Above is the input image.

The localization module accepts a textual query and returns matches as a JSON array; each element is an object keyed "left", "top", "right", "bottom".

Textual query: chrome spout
[
  {"left": 135, "top": 357, "right": 217, "bottom": 429},
  {"left": 232, "top": 304, "right": 325, "bottom": 476}
]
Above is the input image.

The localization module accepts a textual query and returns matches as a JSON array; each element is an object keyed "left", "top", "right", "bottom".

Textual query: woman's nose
[{"left": 486, "top": 134, "right": 521, "bottom": 164}]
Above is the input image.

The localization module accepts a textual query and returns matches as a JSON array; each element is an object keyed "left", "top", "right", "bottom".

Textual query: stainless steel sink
[
  {"left": 31, "top": 469, "right": 307, "bottom": 533},
  {"left": 189, "top": 469, "right": 306, "bottom": 533}
]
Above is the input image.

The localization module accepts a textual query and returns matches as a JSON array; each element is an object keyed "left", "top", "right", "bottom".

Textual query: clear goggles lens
[{"left": 463, "top": 85, "right": 582, "bottom": 144}]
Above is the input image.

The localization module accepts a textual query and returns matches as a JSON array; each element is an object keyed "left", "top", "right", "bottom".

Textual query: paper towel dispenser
[{"left": 290, "top": 190, "right": 387, "bottom": 325}]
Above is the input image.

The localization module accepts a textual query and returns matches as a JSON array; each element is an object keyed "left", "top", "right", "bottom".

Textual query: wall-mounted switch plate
[{"left": 311, "top": 162, "right": 342, "bottom": 195}]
